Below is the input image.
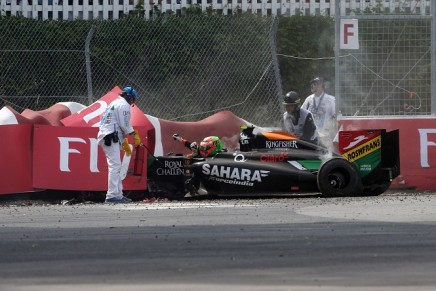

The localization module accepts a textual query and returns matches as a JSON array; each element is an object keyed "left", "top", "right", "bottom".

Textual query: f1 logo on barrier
[
  {"left": 32, "top": 125, "right": 147, "bottom": 191},
  {"left": 340, "top": 19, "right": 359, "bottom": 50}
]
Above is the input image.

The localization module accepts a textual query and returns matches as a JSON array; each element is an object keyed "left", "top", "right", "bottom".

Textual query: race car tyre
[
  {"left": 366, "top": 181, "right": 392, "bottom": 196},
  {"left": 317, "top": 158, "right": 363, "bottom": 197},
  {"left": 147, "top": 180, "right": 186, "bottom": 200}
]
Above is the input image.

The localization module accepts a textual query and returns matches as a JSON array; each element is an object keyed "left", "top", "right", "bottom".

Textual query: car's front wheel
[{"left": 317, "top": 158, "right": 363, "bottom": 197}]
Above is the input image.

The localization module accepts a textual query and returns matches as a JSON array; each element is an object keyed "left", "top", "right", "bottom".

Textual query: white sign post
[{"left": 340, "top": 19, "right": 359, "bottom": 50}]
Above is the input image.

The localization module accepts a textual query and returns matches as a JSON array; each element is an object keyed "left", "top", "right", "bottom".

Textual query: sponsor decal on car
[
  {"left": 233, "top": 153, "right": 247, "bottom": 162},
  {"left": 342, "top": 135, "right": 368, "bottom": 150},
  {"left": 340, "top": 131, "right": 382, "bottom": 177},
  {"left": 202, "top": 164, "right": 270, "bottom": 186},
  {"left": 343, "top": 135, "right": 381, "bottom": 163},
  {"left": 265, "top": 140, "right": 298, "bottom": 149},
  {"left": 359, "top": 164, "right": 372, "bottom": 171},
  {"left": 260, "top": 152, "right": 288, "bottom": 162},
  {"left": 156, "top": 160, "right": 184, "bottom": 175}
]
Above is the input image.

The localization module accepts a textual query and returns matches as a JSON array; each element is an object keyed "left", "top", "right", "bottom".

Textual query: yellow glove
[
  {"left": 122, "top": 138, "right": 132, "bottom": 156},
  {"left": 131, "top": 129, "right": 141, "bottom": 147}
]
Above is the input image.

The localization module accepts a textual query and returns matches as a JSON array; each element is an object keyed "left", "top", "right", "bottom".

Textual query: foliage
[
  {"left": 1, "top": 11, "right": 430, "bottom": 116},
  {"left": 0, "top": 13, "right": 278, "bottom": 120},
  {"left": 0, "top": 17, "right": 93, "bottom": 109},
  {"left": 0, "top": 13, "right": 332, "bottom": 107},
  {"left": 276, "top": 15, "right": 335, "bottom": 99}
]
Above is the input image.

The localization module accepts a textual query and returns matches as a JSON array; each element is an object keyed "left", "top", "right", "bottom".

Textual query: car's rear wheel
[
  {"left": 317, "top": 158, "right": 363, "bottom": 197},
  {"left": 366, "top": 181, "right": 392, "bottom": 196}
]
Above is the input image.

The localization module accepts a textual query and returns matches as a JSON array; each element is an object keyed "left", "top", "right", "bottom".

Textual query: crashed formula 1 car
[{"left": 146, "top": 126, "right": 400, "bottom": 199}]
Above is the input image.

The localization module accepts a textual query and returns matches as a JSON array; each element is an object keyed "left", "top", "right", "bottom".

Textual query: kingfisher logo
[
  {"left": 343, "top": 136, "right": 381, "bottom": 163},
  {"left": 265, "top": 140, "right": 298, "bottom": 149},
  {"left": 202, "top": 164, "right": 270, "bottom": 186}
]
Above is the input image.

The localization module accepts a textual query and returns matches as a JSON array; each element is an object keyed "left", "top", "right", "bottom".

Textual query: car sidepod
[
  {"left": 191, "top": 151, "right": 320, "bottom": 196},
  {"left": 146, "top": 155, "right": 194, "bottom": 200}
]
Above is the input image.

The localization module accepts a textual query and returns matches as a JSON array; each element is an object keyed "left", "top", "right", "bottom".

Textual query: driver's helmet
[
  {"left": 283, "top": 91, "right": 301, "bottom": 109},
  {"left": 199, "top": 136, "right": 222, "bottom": 158}
]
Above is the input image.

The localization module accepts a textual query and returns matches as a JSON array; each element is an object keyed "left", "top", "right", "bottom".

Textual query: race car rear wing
[
  {"left": 338, "top": 129, "right": 400, "bottom": 181},
  {"left": 380, "top": 129, "right": 400, "bottom": 179}
]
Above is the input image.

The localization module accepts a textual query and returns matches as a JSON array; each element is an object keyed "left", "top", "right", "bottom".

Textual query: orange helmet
[{"left": 199, "top": 136, "right": 222, "bottom": 158}]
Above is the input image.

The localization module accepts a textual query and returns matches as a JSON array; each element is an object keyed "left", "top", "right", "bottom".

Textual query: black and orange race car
[{"left": 146, "top": 125, "right": 400, "bottom": 199}]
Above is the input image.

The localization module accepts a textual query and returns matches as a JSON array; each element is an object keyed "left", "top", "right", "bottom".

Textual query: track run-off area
[{"left": 1, "top": 191, "right": 436, "bottom": 291}]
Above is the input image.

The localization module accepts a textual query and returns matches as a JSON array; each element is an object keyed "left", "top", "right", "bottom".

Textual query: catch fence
[
  {"left": 0, "top": 15, "right": 283, "bottom": 126},
  {"left": 335, "top": 3, "right": 434, "bottom": 117},
  {"left": 1, "top": 1, "right": 435, "bottom": 128}
]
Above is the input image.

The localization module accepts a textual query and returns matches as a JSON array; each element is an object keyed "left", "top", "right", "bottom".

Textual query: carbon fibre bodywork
[{"left": 147, "top": 127, "right": 400, "bottom": 199}]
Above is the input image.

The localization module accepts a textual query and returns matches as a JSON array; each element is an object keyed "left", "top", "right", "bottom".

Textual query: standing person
[
  {"left": 302, "top": 77, "right": 337, "bottom": 143},
  {"left": 97, "top": 87, "right": 141, "bottom": 203},
  {"left": 282, "top": 91, "right": 317, "bottom": 143}
]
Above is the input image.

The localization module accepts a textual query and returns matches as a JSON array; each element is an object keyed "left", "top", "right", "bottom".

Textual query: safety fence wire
[
  {"left": 0, "top": 14, "right": 283, "bottom": 127},
  {"left": 0, "top": 18, "right": 90, "bottom": 111},
  {"left": 338, "top": 16, "right": 431, "bottom": 117},
  {"left": 90, "top": 14, "right": 283, "bottom": 126}
]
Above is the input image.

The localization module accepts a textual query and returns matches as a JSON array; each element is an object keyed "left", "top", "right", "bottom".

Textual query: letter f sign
[{"left": 340, "top": 19, "right": 359, "bottom": 50}]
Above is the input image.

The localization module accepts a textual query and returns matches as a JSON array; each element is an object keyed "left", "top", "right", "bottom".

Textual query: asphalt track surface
[{"left": 1, "top": 191, "right": 436, "bottom": 291}]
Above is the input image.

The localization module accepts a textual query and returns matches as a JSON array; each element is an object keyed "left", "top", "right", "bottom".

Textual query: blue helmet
[{"left": 122, "top": 86, "right": 138, "bottom": 100}]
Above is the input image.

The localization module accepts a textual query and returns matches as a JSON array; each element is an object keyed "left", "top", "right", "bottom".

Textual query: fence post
[
  {"left": 85, "top": 25, "right": 96, "bottom": 106},
  {"left": 334, "top": 0, "right": 340, "bottom": 115},
  {"left": 432, "top": 3, "right": 436, "bottom": 116},
  {"left": 270, "top": 16, "right": 283, "bottom": 103}
]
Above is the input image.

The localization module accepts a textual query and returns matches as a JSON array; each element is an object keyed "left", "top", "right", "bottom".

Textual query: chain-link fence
[
  {"left": 94, "top": 14, "right": 282, "bottom": 125},
  {"left": 336, "top": 8, "right": 433, "bottom": 117},
  {"left": 0, "top": 18, "right": 91, "bottom": 109},
  {"left": 0, "top": 14, "right": 283, "bottom": 126},
  {"left": 1, "top": 5, "right": 435, "bottom": 125}
]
